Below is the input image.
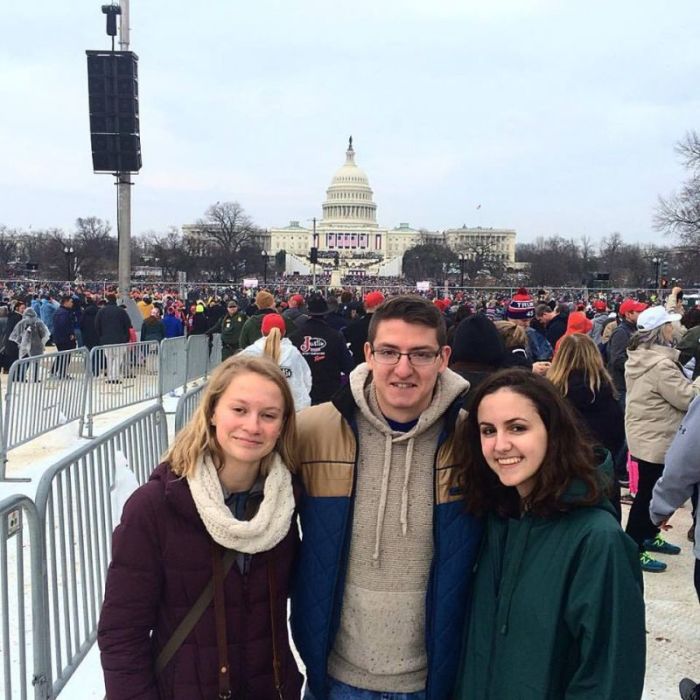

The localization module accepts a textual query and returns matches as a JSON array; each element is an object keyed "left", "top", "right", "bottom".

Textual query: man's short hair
[
  {"left": 534, "top": 304, "right": 552, "bottom": 319},
  {"left": 368, "top": 295, "right": 447, "bottom": 347},
  {"left": 60, "top": 294, "right": 72, "bottom": 305}
]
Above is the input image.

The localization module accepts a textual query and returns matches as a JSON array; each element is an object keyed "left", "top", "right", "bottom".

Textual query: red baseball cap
[
  {"left": 364, "top": 291, "right": 385, "bottom": 309},
  {"left": 619, "top": 299, "right": 647, "bottom": 315},
  {"left": 261, "top": 314, "right": 286, "bottom": 335},
  {"left": 593, "top": 300, "right": 607, "bottom": 312}
]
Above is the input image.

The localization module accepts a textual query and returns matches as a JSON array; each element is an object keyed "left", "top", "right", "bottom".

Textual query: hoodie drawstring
[
  {"left": 372, "top": 434, "right": 394, "bottom": 568},
  {"left": 399, "top": 438, "right": 415, "bottom": 536}
]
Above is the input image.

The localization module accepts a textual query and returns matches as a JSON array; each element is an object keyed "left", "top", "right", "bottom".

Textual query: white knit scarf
[{"left": 187, "top": 452, "right": 295, "bottom": 553}]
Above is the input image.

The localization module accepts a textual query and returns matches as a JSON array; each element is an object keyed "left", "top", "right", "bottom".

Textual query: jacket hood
[
  {"left": 561, "top": 447, "right": 617, "bottom": 519},
  {"left": 22, "top": 308, "right": 38, "bottom": 320},
  {"left": 625, "top": 343, "right": 680, "bottom": 381},
  {"left": 347, "top": 363, "right": 468, "bottom": 567},
  {"left": 564, "top": 311, "right": 593, "bottom": 335}
]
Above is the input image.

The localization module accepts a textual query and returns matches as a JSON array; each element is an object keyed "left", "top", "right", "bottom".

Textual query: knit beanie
[
  {"left": 451, "top": 314, "right": 506, "bottom": 367},
  {"left": 261, "top": 313, "right": 286, "bottom": 336},
  {"left": 255, "top": 291, "right": 275, "bottom": 309},
  {"left": 363, "top": 291, "right": 385, "bottom": 310},
  {"left": 506, "top": 288, "right": 535, "bottom": 320}
]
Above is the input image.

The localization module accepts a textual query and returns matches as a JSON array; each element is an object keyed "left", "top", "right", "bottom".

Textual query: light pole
[
  {"left": 261, "top": 250, "right": 269, "bottom": 286},
  {"left": 63, "top": 244, "right": 75, "bottom": 281},
  {"left": 652, "top": 256, "right": 660, "bottom": 290},
  {"left": 459, "top": 253, "right": 466, "bottom": 288}
]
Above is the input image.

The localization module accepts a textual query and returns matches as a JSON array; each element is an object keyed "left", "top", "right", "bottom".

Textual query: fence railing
[
  {"left": 208, "top": 334, "right": 222, "bottom": 375},
  {"left": 0, "top": 350, "right": 90, "bottom": 481},
  {"left": 174, "top": 382, "right": 206, "bottom": 434},
  {"left": 0, "top": 495, "right": 51, "bottom": 700},
  {"left": 82, "top": 341, "right": 160, "bottom": 438},
  {"left": 33, "top": 404, "right": 168, "bottom": 697},
  {"left": 158, "top": 336, "right": 188, "bottom": 397},
  {"left": 185, "top": 335, "right": 209, "bottom": 384}
]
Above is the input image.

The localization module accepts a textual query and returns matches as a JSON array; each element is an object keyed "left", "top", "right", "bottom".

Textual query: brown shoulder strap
[
  {"left": 154, "top": 547, "right": 237, "bottom": 676},
  {"left": 212, "top": 543, "right": 232, "bottom": 698}
]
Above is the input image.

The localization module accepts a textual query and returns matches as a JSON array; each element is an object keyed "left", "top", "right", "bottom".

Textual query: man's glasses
[{"left": 370, "top": 347, "right": 442, "bottom": 366}]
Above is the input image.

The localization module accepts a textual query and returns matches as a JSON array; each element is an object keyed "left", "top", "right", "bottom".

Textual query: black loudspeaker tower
[{"left": 86, "top": 50, "right": 142, "bottom": 173}]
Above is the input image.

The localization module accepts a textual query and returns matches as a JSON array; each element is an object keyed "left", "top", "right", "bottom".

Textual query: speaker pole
[{"left": 116, "top": 0, "right": 132, "bottom": 305}]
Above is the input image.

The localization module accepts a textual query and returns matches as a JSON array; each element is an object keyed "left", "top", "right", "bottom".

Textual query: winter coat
[
  {"left": 140, "top": 318, "right": 166, "bottom": 343},
  {"left": 590, "top": 312, "right": 610, "bottom": 344},
  {"left": 292, "top": 367, "right": 483, "bottom": 700},
  {"left": 97, "top": 462, "right": 304, "bottom": 700},
  {"left": 162, "top": 313, "right": 184, "bottom": 339},
  {"left": 677, "top": 325, "right": 700, "bottom": 379},
  {"left": 239, "top": 310, "right": 296, "bottom": 350},
  {"left": 39, "top": 298, "right": 59, "bottom": 333},
  {"left": 52, "top": 306, "right": 75, "bottom": 345},
  {"left": 187, "top": 312, "right": 209, "bottom": 336},
  {"left": 79, "top": 303, "right": 100, "bottom": 349},
  {"left": 208, "top": 311, "right": 247, "bottom": 350},
  {"left": 454, "top": 468, "right": 646, "bottom": 700},
  {"left": 544, "top": 313, "right": 567, "bottom": 348},
  {"left": 0, "top": 315, "right": 8, "bottom": 354},
  {"left": 607, "top": 319, "right": 636, "bottom": 393},
  {"left": 240, "top": 336, "right": 312, "bottom": 410},
  {"left": 342, "top": 314, "right": 372, "bottom": 368},
  {"left": 289, "top": 317, "right": 354, "bottom": 405},
  {"left": 4, "top": 310, "right": 22, "bottom": 365},
  {"left": 525, "top": 326, "right": 553, "bottom": 361},
  {"left": 625, "top": 343, "right": 700, "bottom": 463},
  {"left": 650, "top": 395, "right": 700, "bottom": 559},
  {"left": 9, "top": 308, "right": 50, "bottom": 358},
  {"left": 563, "top": 371, "right": 625, "bottom": 457},
  {"left": 95, "top": 302, "right": 132, "bottom": 346}
]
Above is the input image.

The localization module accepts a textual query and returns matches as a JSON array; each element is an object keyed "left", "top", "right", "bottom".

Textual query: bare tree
[
  {"left": 73, "top": 217, "right": 117, "bottom": 278},
  {"left": 196, "top": 202, "right": 262, "bottom": 280},
  {"left": 654, "top": 131, "right": 700, "bottom": 245}
]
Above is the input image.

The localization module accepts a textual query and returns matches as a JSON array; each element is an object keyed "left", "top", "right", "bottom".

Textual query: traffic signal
[
  {"left": 334, "top": 252, "right": 339, "bottom": 268},
  {"left": 310, "top": 247, "right": 318, "bottom": 264},
  {"left": 660, "top": 260, "right": 669, "bottom": 277}
]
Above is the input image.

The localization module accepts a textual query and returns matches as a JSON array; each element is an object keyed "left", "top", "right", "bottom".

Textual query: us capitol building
[
  {"left": 267, "top": 138, "right": 516, "bottom": 278},
  {"left": 187, "top": 138, "right": 517, "bottom": 278}
]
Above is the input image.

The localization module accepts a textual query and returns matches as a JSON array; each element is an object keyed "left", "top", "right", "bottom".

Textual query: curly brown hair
[{"left": 460, "top": 369, "right": 605, "bottom": 518}]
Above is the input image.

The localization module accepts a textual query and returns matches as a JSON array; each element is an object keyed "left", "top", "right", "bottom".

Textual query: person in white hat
[{"left": 624, "top": 305, "right": 700, "bottom": 572}]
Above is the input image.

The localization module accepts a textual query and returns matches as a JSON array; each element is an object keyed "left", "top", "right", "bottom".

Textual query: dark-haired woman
[{"left": 454, "top": 369, "right": 645, "bottom": 699}]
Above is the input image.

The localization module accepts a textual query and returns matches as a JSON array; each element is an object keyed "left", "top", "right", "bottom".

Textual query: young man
[
  {"left": 293, "top": 295, "right": 482, "bottom": 700},
  {"left": 607, "top": 298, "right": 647, "bottom": 406}
]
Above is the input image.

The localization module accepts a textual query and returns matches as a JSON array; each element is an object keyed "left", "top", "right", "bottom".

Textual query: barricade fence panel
[
  {"left": 34, "top": 404, "right": 168, "bottom": 697},
  {"left": 174, "top": 383, "right": 206, "bottom": 434},
  {"left": 186, "top": 335, "right": 208, "bottom": 383},
  {"left": 84, "top": 341, "right": 160, "bottom": 437},
  {"left": 158, "top": 336, "right": 187, "bottom": 396},
  {"left": 0, "top": 495, "right": 50, "bottom": 700},
  {"left": 1, "top": 350, "right": 89, "bottom": 477},
  {"left": 208, "top": 333, "right": 222, "bottom": 376}
]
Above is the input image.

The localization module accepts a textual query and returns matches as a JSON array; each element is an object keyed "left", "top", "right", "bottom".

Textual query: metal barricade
[
  {"left": 1, "top": 349, "right": 90, "bottom": 481},
  {"left": 0, "top": 495, "right": 51, "bottom": 699},
  {"left": 34, "top": 405, "right": 168, "bottom": 697},
  {"left": 185, "top": 335, "right": 208, "bottom": 384},
  {"left": 158, "top": 336, "right": 187, "bottom": 397},
  {"left": 174, "top": 382, "right": 206, "bottom": 434},
  {"left": 207, "top": 333, "right": 222, "bottom": 376},
  {"left": 83, "top": 341, "right": 160, "bottom": 437}
]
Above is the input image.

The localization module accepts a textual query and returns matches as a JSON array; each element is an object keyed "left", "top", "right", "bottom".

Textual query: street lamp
[
  {"left": 63, "top": 244, "right": 75, "bottom": 281},
  {"left": 652, "top": 256, "right": 660, "bottom": 290},
  {"left": 261, "top": 250, "right": 269, "bottom": 286},
  {"left": 459, "top": 253, "right": 466, "bottom": 288}
]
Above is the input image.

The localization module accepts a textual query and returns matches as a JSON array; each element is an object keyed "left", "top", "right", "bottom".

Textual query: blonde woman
[
  {"left": 98, "top": 355, "right": 304, "bottom": 699},
  {"left": 494, "top": 319, "right": 550, "bottom": 375},
  {"left": 548, "top": 333, "right": 625, "bottom": 519},
  {"left": 241, "top": 313, "right": 312, "bottom": 411}
]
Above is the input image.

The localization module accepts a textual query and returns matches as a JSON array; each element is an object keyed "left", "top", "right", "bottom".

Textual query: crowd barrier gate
[
  {"left": 208, "top": 334, "right": 222, "bottom": 375},
  {"left": 158, "top": 336, "right": 187, "bottom": 398},
  {"left": 174, "top": 383, "right": 206, "bottom": 434},
  {"left": 33, "top": 404, "right": 168, "bottom": 697},
  {"left": 0, "top": 495, "right": 51, "bottom": 699},
  {"left": 82, "top": 341, "right": 160, "bottom": 438},
  {"left": 185, "top": 335, "right": 208, "bottom": 385},
  {"left": 0, "top": 350, "right": 89, "bottom": 482}
]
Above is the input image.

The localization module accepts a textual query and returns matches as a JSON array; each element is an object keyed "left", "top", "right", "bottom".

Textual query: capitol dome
[{"left": 322, "top": 137, "right": 378, "bottom": 226}]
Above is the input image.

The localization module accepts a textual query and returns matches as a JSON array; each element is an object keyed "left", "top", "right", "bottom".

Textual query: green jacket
[
  {"left": 208, "top": 311, "right": 247, "bottom": 349},
  {"left": 455, "top": 472, "right": 645, "bottom": 699},
  {"left": 239, "top": 310, "right": 296, "bottom": 349}
]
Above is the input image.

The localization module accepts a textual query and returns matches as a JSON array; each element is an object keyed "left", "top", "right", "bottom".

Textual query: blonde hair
[
  {"left": 548, "top": 333, "right": 615, "bottom": 399},
  {"left": 263, "top": 326, "right": 283, "bottom": 364},
  {"left": 164, "top": 355, "right": 297, "bottom": 478},
  {"left": 494, "top": 320, "right": 527, "bottom": 349}
]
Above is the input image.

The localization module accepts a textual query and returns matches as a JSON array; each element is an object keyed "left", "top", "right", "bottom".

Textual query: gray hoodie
[
  {"left": 650, "top": 395, "right": 700, "bottom": 559},
  {"left": 327, "top": 363, "right": 469, "bottom": 693}
]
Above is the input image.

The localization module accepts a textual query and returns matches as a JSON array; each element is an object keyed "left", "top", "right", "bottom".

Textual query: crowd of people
[
  {"left": 2, "top": 277, "right": 699, "bottom": 698},
  {"left": 93, "top": 283, "right": 700, "bottom": 700}
]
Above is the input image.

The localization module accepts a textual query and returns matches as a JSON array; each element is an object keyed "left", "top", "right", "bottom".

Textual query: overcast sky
[{"left": 1, "top": 0, "right": 698, "bottom": 244}]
